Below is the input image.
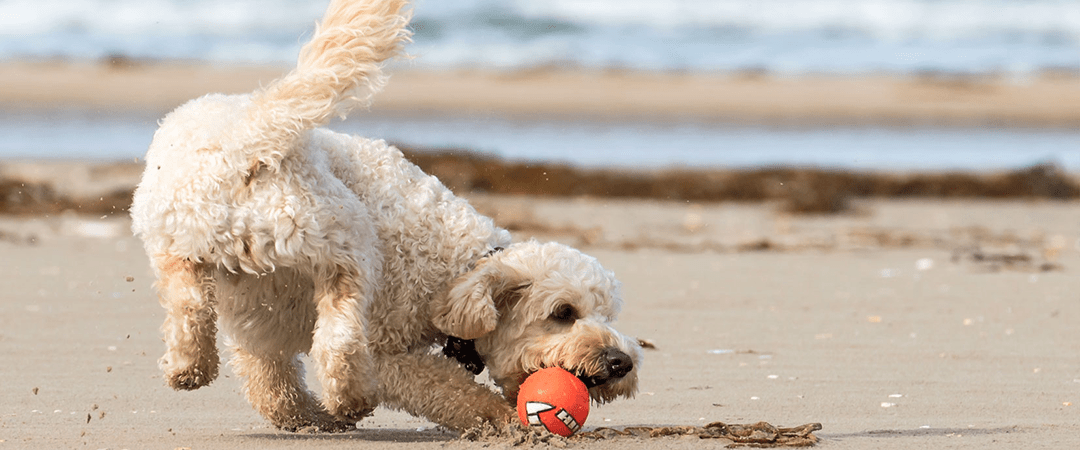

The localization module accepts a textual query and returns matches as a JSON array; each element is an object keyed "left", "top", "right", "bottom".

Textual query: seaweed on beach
[
  {"left": 574, "top": 421, "right": 822, "bottom": 447},
  {"left": 459, "top": 420, "right": 821, "bottom": 447},
  {"left": 0, "top": 177, "right": 131, "bottom": 216},
  {"left": 0, "top": 152, "right": 1077, "bottom": 216},
  {"left": 399, "top": 146, "right": 1080, "bottom": 214}
]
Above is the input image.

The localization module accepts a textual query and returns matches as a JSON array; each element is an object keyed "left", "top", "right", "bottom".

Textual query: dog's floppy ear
[{"left": 432, "top": 259, "right": 522, "bottom": 340}]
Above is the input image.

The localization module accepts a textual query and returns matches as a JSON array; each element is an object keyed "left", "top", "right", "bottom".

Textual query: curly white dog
[{"left": 130, "top": 0, "right": 641, "bottom": 433}]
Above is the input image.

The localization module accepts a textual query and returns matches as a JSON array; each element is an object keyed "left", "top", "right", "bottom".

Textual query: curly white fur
[{"left": 131, "top": 0, "right": 640, "bottom": 433}]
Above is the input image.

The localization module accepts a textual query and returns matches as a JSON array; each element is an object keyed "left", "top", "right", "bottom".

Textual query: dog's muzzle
[{"left": 577, "top": 347, "right": 634, "bottom": 388}]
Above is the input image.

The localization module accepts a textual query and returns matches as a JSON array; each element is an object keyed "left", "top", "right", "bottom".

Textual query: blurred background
[
  {"left": 0, "top": 0, "right": 1077, "bottom": 171},
  {"left": 4, "top": 0, "right": 1078, "bottom": 73}
]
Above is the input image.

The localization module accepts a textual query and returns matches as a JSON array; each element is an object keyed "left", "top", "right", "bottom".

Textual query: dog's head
[{"left": 432, "top": 240, "right": 641, "bottom": 405}]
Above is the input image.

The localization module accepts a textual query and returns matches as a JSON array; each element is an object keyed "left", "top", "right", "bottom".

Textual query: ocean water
[
  {"left": 0, "top": 110, "right": 1075, "bottom": 171},
  {"left": 1, "top": 0, "right": 1077, "bottom": 168},
  {"left": 1, "top": 0, "right": 1078, "bottom": 75}
]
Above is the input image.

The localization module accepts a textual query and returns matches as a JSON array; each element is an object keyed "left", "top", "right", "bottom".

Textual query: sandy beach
[
  {"left": 1, "top": 58, "right": 1079, "bottom": 448},
  {"left": 1, "top": 159, "right": 1079, "bottom": 449}
]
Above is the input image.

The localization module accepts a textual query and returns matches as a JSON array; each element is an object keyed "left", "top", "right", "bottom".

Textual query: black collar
[
  {"left": 469, "top": 246, "right": 503, "bottom": 270},
  {"left": 443, "top": 335, "right": 484, "bottom": 375},
  {"left": 484, "top": 246, "right": 505, "bottom": 258},
  {"left": 442, "top": 246, "right": 504, "bottom": 375}
]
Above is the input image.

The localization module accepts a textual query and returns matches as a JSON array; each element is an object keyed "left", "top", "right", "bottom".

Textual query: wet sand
[{"left": 1, "top": 60, "right": 1079, "bottom": 127}]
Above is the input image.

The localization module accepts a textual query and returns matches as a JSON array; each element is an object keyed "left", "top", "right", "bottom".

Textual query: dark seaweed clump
[
  {"left": 400, "top": 147, "right": 1079, "bottom": 214},
  {"left": 0, "top": 148, "right": 1076, "bottom": 216}
]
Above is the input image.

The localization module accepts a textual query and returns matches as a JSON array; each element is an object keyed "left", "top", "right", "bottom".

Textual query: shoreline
[{"left": 1, "top": 59, "right": 1079, "bottom": 128}]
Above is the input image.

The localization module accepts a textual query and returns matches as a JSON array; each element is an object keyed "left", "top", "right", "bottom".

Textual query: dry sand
[
  {"left": 1, "top": 170, "right": 1079, "bottom": 448},
  {"left": 1, "top": 60, "right": 1079, "bottom": 126}
]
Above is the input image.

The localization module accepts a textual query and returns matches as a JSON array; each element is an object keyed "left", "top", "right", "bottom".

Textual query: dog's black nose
[
  {"left": 577, "top": 348, "right": 636, "bottom": 388},
  {"left": 604, "top": 347, "right": 634, "bottom": 379}
]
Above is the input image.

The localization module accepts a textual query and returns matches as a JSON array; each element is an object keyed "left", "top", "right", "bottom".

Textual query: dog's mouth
[
  {"left": 544, "top": 347, "right": 635, "bottom": 389},
  {"left": 446, "top": 337, "right": 635, "bottom": 389},
  {"left": 575, "top": 372, "right": 613, "bottom": 389}
]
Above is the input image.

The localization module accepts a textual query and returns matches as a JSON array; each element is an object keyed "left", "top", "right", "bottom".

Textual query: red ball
[{"left": 516, "top": 367, "right": 590, "bottom": 437}]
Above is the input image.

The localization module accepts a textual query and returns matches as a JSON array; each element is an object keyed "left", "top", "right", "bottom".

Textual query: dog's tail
[{"left": 238, "top": 0, "right": 411, "bottom": 169}]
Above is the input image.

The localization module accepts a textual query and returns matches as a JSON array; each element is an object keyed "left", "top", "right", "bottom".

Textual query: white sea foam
[
  {"left": 1, "top": 0, "right": 1078, "bottom": 73},
  {"left": 515, "top": 0, "right": 1080, "bottom": 40}
]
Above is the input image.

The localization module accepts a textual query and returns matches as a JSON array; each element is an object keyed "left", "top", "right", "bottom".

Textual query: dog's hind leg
[
  {"left": 229, "top": 345, "right": 353, "bottom": 432},
  {"left": 309, "top": 263, "right": 378, "bottom": 423},
  {"left": 217, "top": 268, "right": 353, "bottom": 432},
  {"left": 153, "top": 255, "right": 220, "bottom": 390}
]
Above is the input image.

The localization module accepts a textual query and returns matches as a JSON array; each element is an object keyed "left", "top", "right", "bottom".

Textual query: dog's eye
[{"left": 550, "top": 304, "right": 576, "bottom": 322}]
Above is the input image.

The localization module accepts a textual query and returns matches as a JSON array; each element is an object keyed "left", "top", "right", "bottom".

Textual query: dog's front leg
[
  {"left": 375, "top": 352, "right": 515, "bottom": 433},
  {"left": 310, "top": 265, "right": 378, "bottom": 422},
  {"left": 153, "top": 255, "right": 219, "bottom": 390}
]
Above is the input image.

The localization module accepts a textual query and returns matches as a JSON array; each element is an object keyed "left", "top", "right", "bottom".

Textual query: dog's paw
[
  {"left": 290, "top": 421, "right": 357, "bottom": 434},
  {"left": 325, "top": 397, "right": 376, "bottom": 424},
  {"left": 321, "top": 377, "right": 377, "bottom": 423},
  {"left": 164, "top": 366, "right": 215, "bottom": 390},
  {"left": 280, "top": 414, "right": 358, "bottom": 434},
  {"left": 460, "top": 419, "right": 526, "bottom": 441},
  {"left": 160, "top": 352, "right": 218, "bottom": 391}
]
